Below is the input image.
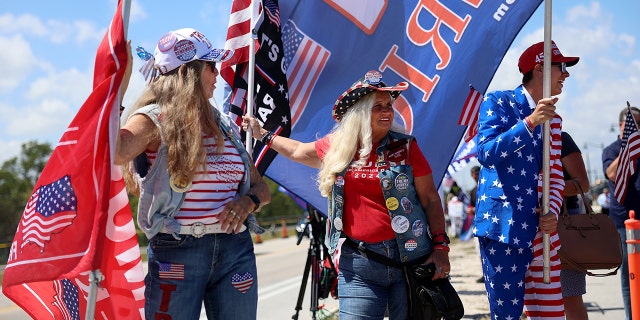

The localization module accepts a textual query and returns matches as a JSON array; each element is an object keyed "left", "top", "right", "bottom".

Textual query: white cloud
[
  {"left": 26, "top": 68, "right": 93, "bottom": 105},
  {"left": 5, "top": 99, "right": 74, "bottom": 137},
  {"left": 0, "top": 140, "right": 24, "bottom": 164},
  {"left": 487, "top": 2, "right": 640, "bottom": 181},
  {"left": 0, "top": 12, "right": 103, "bottom": 45},
  {"left": 0, "top": 13, "right": 48, "bottom": 37},
  {"left": 0, "top": 35, "right": 35, "bottom": 92}
]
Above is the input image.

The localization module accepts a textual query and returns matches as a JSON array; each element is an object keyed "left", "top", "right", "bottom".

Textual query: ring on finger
[{"left": 230, "top": 210, "right": 237, "bottom": 216}]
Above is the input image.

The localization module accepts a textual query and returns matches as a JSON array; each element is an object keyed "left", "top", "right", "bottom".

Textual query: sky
[{"left": 1, "top": 1, "right": 639, "bottom": 191}]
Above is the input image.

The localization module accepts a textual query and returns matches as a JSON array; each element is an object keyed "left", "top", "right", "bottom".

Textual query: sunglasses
[
  {"left": 206, "top": 61, "right": 217, "bottom": 73},
  {"left": 552, "top": 62, "right": 568, "bottom": 73}
]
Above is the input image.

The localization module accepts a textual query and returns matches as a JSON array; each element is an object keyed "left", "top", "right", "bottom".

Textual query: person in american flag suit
[{"left": 474, "top": 41, "right": 579, "bottom": 319}]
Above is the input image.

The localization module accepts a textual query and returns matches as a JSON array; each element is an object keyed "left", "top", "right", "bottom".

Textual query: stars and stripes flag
[
  {"left": 264, "top": 0, "right": 280, "bottom": 26},
  {"left": 231, "top": 272, "right": 255, "bottom": 293},
  {"left": 614, "top": 105, "right": 640, "bottom": 203},
  {"left": 282, "top": 20, "right": 330, "bottom": 129},
  {"left": 220, "top": 0, "right": 260, "bottom": 85},
  {"left": 222, "top": 0, "right": 292, "bottom": 174},
  {"left": 2, "top": 1, "right": 145, "bottom": 319},
  {"left": 458, "top": 85, "right": 483, "bottom": 143},
  {"left": 158, "top": 262, "right": 185, "bottom": 280},
  {"left": 21, "top": 175, "right": 77, "bottom": 248}
]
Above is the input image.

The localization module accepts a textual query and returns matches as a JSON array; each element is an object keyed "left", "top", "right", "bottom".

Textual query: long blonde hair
[
  {"left": 123, "top": 60, "right": 224, "bottom": 194},
  {"left": 317, "top": 93, "right": 376, "bottom": 197}
]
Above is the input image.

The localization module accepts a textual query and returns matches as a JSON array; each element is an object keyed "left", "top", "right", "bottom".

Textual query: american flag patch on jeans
[{"left": 158, "top": 261, "right": 185, "bottom": 280}]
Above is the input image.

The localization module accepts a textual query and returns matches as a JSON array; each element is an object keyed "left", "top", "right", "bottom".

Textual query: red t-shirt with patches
[{"left": 316, "top": 136, "right": 432, "bottom": 242}]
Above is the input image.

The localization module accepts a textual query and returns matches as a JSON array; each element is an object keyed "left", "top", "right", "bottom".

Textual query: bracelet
[
  {"left": 260, "top": 131, "right": 273, "bottom": 144},
  {"left": 266, "top": 134, "right": 276, "bottom": 148},
  {"left": 433, "top": 244, "right": 450, "bottom": 252},
  {"left": 432, "top": 231, "right": 451, "bottom": 244},
  {"left": 524, "top": 117, "right": 535, "bottom": 134},
  {"left": 261, "top": 131, "right": 277, "bottom": 147}
]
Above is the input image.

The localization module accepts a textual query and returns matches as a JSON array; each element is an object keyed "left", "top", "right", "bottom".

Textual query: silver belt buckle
[{"left": 190, "top": 222, "right": 206, "bottom": 238}]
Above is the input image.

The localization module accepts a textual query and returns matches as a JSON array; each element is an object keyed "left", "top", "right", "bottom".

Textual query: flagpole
[
  {"left": 85, "top": 0, "right": 131, "bottom": 319},
  {"left": 245, "top": 0, "right": 258, "bottom": 155},
  {"left": 542, "top": 0, "right": 553, "bottom": 284}
]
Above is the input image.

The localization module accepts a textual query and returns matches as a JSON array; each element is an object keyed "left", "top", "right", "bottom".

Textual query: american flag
[
  {"left": 231, "top": 272, "right": 255, "bottom": 293},
  {"left": 614, "top": 105, "right": 640, "bottom": 203},
  {"left": 282, "top": 20, "right": 330, "bottom": 128},
  {"left": 158, "top": 262, "right": 185, "bottom": 280},
  {"left": 264, "top": 0, "right": 280, "bottom": 27},
  {"left": 20, "top": 175, "right": 77, "bottom": 249},
  {"left": 458, "top": 85, "right": 483, "bottom": 142},
  {"left": 221, "top": 0, "right": 257, "bottom": 85},
  {"left": 53, "top": 279, "right": 80, "bottom": 320},
  {"left": 223, "top": 0, "right": 291, "bottom": 174}
]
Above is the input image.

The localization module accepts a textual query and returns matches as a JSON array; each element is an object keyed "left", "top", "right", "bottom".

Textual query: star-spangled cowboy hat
[{"left": 332, "top": 70, "right": 409, "bottom": 122}]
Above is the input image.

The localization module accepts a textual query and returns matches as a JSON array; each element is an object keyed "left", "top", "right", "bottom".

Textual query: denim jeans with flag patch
[{"left": 144, "top": 230, "right": 257, "bottom": 320}]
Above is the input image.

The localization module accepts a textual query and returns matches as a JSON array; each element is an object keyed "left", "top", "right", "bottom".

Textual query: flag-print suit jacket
[{"left": 473, "top": 85, "right": 563, "bottom": 249}]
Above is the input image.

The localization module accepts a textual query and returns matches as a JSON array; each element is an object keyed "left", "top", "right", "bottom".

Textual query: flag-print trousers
[
  {"left": 145, "top": 230, "right": 258, "bottom": 320},
  {"left": 478, "top": 231, "right": 564, "bottom": 320}
]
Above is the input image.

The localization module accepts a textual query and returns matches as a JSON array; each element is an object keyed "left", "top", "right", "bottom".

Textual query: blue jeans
[
  {"left": 145, "top": 230, "right": 257, "bottom": 320},
  {"left": 618, "top": 227, "right": 631, "bottom": 320},
  {"left": 338, "top": 239, "right": 408, "bottom": 320}
]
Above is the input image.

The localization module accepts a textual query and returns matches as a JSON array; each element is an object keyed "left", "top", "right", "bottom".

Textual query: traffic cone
[
  {"left": 254, "top": 233, "right": 263, "bottom": 244},
  {"left": 625, "top": 210, "right": 640, "bottom": 320},
  {"left": 281, "top": 219, "right": 289, "bottom": 238}
]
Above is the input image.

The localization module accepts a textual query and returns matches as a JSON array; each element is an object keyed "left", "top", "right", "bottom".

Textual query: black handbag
[{"left": 404, "top": 263, "right": 464, "bottom": 320}]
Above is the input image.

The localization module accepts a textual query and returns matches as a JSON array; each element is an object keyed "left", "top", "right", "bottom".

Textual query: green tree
[
  {"left": 258, "top": 178, "right": 306, "bottom": 222},
  {"left": 0, "top": 141, "right": 52, "bottom": 256}
]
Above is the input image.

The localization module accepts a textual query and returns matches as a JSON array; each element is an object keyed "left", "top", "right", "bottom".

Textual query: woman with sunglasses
[{"left": 116, "top": 28, "right": 270, "bottom": 320}]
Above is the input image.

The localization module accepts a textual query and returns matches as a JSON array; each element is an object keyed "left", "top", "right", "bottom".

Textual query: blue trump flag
[{"left": 258, "top": 0, "right": 542, "bottom": 216}]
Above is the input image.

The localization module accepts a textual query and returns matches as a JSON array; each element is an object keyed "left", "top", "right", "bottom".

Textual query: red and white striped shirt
[{"left": 147, "top": 134, "right": 244, "bottom": 226}]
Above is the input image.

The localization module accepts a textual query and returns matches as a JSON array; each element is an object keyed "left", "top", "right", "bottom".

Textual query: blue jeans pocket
[{"left": 150, "top": 232, "right": 190, "bottom": 250}]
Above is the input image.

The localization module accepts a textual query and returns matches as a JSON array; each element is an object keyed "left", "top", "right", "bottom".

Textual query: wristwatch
[{"left": 247, "top": 193, "right": 261, "bottom": 212}]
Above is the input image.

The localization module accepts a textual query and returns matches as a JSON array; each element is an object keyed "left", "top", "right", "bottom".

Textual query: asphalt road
[
  {"left": 0, "top": 235, "right": 628, "bottom": 319},
  {"left": 0, "top": 236, "right": 336, "bottom": 320}
]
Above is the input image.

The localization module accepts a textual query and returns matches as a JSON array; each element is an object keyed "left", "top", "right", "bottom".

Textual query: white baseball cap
[{"left": 153, "top": 28, "right": 233, "bottom": 74}]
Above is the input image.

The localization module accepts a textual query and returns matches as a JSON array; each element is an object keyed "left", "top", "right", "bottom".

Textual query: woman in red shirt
[{"left": 243, "top": 70, "right": 450, "bottom": 319}]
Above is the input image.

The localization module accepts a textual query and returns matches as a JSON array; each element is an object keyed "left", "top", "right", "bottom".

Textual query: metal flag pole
[
  {"left": 245, "top": 0, "right": 259, "bottom": 155},
  {"left": 85, "top": 0, "right": 131, "bottom": 318},
  {"left": 86, "top": 269, "right": 104, "bottom": 320},
  {"left": 542, "top": 0, "right": 553, "bottom": 284}
]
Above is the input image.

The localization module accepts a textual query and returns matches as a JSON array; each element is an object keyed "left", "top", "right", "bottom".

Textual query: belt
[{"left": 161, "top": 222, "right": 246, "bottom": 238}]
